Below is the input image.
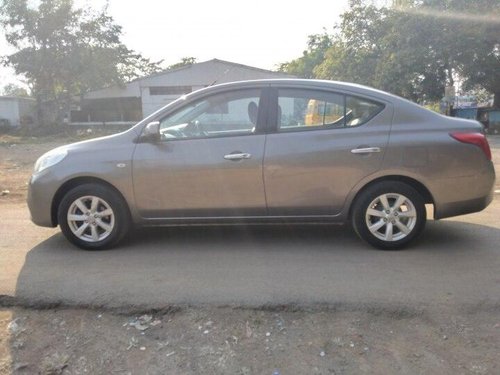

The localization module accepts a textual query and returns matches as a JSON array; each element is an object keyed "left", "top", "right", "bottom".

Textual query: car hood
[{"left": 56, "top": 130, "right": 136, "bottom": 153}]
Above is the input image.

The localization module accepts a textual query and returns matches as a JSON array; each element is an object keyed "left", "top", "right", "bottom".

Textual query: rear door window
[
  {"left": 275, "top": 89, "right": 384, "bottom": 132},
  {"left": 345, "top": 96, "right": 384, "bottom": 126}
]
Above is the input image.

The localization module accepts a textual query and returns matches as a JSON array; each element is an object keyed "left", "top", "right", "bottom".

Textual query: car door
[
  {"left": 263, "top": 86, "right": 392, "bottom": 216},
  {"left": 132, "top": 88, "right": 268, "bottom": 219}
]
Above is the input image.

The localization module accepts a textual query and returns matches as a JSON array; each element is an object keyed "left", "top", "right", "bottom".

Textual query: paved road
[{"left": 1, "top": 198, "right": 499, "bottom": 312}]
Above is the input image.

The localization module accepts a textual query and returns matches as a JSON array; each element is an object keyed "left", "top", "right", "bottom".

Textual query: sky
[{"left": 0, "top": 0, "right": 350, "bottom": 88}]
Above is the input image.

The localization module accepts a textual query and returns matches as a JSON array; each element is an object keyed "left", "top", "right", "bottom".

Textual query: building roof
[
  {"left": 134, "top": 58, "right": 291, "bottom": 82},
  {"left": 83, "top": 59, "right": 294, "bottom": 100},
  {"left": 0, "top": 96, "right": 35, "bottom": 101}
]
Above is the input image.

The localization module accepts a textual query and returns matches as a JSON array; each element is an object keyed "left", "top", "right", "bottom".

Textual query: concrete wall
[
  {"left": 0, "top": 97, "right": 37, "bottom": 127},
  {"left": 140, "top": 85, "right": 205, "bottom": 117},
  {"left": 84, "top": 81, "right": 141, "bottom": 100},
  {"left": 0, "top": 97, "right": 20, "bottom": 126},
  {"left": 17, "top": 98, "right": 37, "bottom": 126}
]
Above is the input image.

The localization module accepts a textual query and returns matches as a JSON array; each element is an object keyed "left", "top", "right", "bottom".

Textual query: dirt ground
[
  {"left": 0, "top": 134, "right": 87, "bottom": 204},
  {"left": 1, "top": 133, "right": 500, "bottom": 374},
  {"left": 1, "top": 306, "right": 499, "bottom": 375}
]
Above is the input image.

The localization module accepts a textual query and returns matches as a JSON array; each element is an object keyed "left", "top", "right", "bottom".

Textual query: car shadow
[
  {"left": 13, "top": 220, "right": 500, "bottom": 308},
  {"left": 20, "top": 219, "right": 498, "bottom": 253},
  {"left": 414, "top": 220, "right": 500, "bottom": 253}
]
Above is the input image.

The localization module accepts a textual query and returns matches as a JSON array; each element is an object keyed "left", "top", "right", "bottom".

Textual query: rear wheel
[
  {"left": 352, "top": 182, "right": 426, "bottom": 250},
  {"left": 57, "top": 183, "right": 130, "bottom": 250}
]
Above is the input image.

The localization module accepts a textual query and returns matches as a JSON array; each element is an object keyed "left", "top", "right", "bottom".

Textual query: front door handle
[
  {"left": 224, "top": 152, "right": 252, "bottom": 161},
  {"left": 351, "top": 147, "right": 381, "bottom": 154}
]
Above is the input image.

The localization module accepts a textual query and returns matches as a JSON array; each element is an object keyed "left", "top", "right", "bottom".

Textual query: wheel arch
[
  {"left": 348, "top": 175, "right": 435, "bottom": 220},
  {"left": 51, "top": 176, "right": 131, "bottom": 226}
]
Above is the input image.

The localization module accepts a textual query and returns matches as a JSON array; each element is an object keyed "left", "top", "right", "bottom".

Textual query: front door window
[{"left": 159, "top": 89, "right": 262, "bottom": 140}]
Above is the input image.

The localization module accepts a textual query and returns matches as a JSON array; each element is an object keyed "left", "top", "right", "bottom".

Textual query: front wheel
[
  {"left": 351, "top": 182, "right": 426, "bottom": 250},
  {"left": 57, "top": 183, "right": 130, "bottom": 250}
]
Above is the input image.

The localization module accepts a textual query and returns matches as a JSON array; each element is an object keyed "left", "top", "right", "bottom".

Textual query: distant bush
[{"left": 423, "top": 102, "right": 441, "bottom": 114}]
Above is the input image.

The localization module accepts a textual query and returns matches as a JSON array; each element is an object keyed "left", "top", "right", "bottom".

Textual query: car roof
[
  {"left": 205, "top": 78, "right": 387, "bottom": 96},
  {"left": 190, "top": 79, "right": 422, "bottom": 108}
]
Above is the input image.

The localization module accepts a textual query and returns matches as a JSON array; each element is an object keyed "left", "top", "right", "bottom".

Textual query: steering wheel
[{"left": 184, "top": 120, "right": 207, "bottom": 137}]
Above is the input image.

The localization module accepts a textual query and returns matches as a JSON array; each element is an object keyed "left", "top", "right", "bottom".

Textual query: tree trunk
[{"left": 35, "top": 94, "right": 45, "bottom": 127}]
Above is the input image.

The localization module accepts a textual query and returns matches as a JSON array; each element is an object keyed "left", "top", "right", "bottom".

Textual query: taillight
[{"left": 450, "top": 132, "right": 492, "bottom": 161}]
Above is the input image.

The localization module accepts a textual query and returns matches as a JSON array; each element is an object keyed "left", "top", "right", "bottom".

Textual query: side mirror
[{"left": 141, "top": 121, "right": 160, "bottom": 142}]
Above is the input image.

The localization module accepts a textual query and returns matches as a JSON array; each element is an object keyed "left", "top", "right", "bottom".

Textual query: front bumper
[{"left": 27, "top": 170, "right": 59, "bottom": 227}]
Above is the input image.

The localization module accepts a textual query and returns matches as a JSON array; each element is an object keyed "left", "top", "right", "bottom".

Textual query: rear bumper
[
  {"left": 433, "top": 163, "right": 495, "bottom": 220},
  {"left": 435, "top": 190, "right": 493, "bottom": 219}
]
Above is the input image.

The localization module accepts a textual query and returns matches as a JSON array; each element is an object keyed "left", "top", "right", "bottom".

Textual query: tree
[
  {"left": 278, "top": 32, "right": 333, "bottom": 78},
  {"left": 405, "top": 0, "right": 500, "bottom": 106},
  {"left": 313, "top": 1, "right": 449, "bottom": 102},
  {"left": 0, "top": 0, "right": 163, "bottom": 126},
  {"left": 168, "top": 57, "right": 197, "bottom": 70},
  {"left": 1, "top": 83, "right": 29, "bottom": 97},
  {"left": 439, "top": 0, "right": 500, "bottom": 107},
  {"left": 281, "top": 0, "right": 500, "bottom": 105}
]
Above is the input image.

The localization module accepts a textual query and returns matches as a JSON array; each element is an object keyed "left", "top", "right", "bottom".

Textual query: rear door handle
[
  {"left": 224, "top": 152, "right": 252, "bottom": 161},
  {"left": 351, "top": 147, "right": 381, "bottom": 154}
]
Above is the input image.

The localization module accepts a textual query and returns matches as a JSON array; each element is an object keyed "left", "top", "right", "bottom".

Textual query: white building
[
  {"left": 0, "top": 96, "right": 36, "bottom": 128},
  {"left": 71, "top": 59, "right": 293, "bottom": 126}
]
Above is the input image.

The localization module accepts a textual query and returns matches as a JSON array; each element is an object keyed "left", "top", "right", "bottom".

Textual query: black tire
[
  {"left": 57, "top": 183, "right": 131, "bottom": 250},
  {"left": 351, "top": 181, "right": 426, "bottom": 250}
]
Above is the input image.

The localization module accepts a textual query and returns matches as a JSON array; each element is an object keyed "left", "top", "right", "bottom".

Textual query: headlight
[{"left": 33, "top": 149, "right": 68, "bottom": 174}]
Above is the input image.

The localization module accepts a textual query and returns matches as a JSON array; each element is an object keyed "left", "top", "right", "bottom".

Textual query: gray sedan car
[{"left": 28, "top": 79, "right": 495, "bottom": 250}]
